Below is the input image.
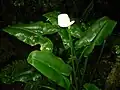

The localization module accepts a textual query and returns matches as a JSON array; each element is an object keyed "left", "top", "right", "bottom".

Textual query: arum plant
[{"left": 2, "top": 11, "right": 117, "bottom": 90}]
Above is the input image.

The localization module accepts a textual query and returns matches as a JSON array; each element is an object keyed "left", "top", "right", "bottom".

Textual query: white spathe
[{"left": 58, "top": 14, "right": 75, "bottom": 27}]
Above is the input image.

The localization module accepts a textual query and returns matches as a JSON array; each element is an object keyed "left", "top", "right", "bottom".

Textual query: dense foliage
[
  {"left": 0, "top": 0, "right": 120, "bottom": 90},
  {"left": 0, "top": 11, "right": 117, "bottom": 90}
]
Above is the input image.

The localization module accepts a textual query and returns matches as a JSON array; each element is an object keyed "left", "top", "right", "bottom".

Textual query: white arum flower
[{"left": 58, "top": 14, "right": 75, "bottom": 27}]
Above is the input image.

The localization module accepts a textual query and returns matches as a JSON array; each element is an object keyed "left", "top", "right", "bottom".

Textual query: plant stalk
[
  {"left": 90, "top": 40, "right": 106, "bottom": 82},
  {"left": 68, "top": 26, "right": 78, "bottom": 90},
  {"left": 80, "top": 57, "right": 88, "bottom": 88}
]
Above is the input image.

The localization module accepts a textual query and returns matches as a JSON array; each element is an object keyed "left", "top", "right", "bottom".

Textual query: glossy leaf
[
  {"left": 58, "top": 29, "right": 71, "bottom": 49},
  {"left": 83, "top": 83, "right": 100, "bottom": 90},
  {"left": 27, "top": 50, "right": 72, "bottom": 89},
  {"left": 83, "top": 17, "right": 116, "bottom": 57},
  {"left": 43, "top": 11, "right": 60, "bottom": 26},
  {"left": 40, "top": 37, "right": 53, "bottom": 52},
  {"left": 3, "top": 24, "right": 53, "bottom": 51},
  {"left": 75, "top": 16, "right": 108, "bottom": 50},
  {"left": 83, "top": 43, "right": 95, "bottom": 57},
  {"left": 75, "top": 16, "right": 116, "bottom": 57},
  {"left": 6, "top": 21, "right": 58, "bottom": 35},
  {"left": 43, "top": 11, "right": 73, "bottom": 49},
  {"left": 94, "top": 19, "right": 117, "bottom": 45},
  {"left": 69, "top": 24, "right": 84, "bottom": 38}
]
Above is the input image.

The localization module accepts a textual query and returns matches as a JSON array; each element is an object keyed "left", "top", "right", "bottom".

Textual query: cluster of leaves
[
  {"left": 1, "top": 11, "right": 117, "bottom": 90},
  {"left": 105, "top": 45, "right": 120, "bottom": 90},
  {"left": 0, "top": 59, "right": 41, "bottom": 89},
  {"left": 0, "top": 60, "right": 42, "bottom": 83},
  {"left": 0, "top": 59, "right": 62, "bottom": 90}
]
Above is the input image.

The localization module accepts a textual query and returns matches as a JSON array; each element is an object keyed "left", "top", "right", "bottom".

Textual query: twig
[{"left": 90, "top": 40, "right": 106, "bottom": 82}]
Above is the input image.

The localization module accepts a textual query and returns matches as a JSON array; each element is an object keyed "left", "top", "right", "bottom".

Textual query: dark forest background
[{"left": 0, "top": 0, "right": 120, "bottom": 90}]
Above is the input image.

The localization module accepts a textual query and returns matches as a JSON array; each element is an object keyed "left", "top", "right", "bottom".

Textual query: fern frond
[{"left": 0, "top": 60, "right": 41, "bottom": 84}]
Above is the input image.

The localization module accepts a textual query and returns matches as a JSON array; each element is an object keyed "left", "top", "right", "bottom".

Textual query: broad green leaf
[
  {"left": 75, "top": 16, "right": 116, "bottom": 57},
  {"left": 43, "top": 11, "right": 74, "bottom": 49},
  {"left": 27, "top": 50, "right": 72, "bottom": 76},
  {"left": 43, "top": 11, "right": 60, "bottom": 26},
  {"left": 94, "top": 19, "right": 117, "bottom": 45},
  {"left": 3, "top": 23, "right": 53, "bottom": 51},
  {"left": 40, "top": 37, "right": 53, "bottom": 52},
  {"left": 83, "top": 17, "right": 116, "bottom": 57},
  {"left": 69, "top": 24, "right": 84, "bottom": 38},
  {"left": 27, "top": 50, "right": 72, "bottom": 89},
  {"left": 5, "top": 21, "right": 58, "bottom": 35},
  {"left": 83, "top": 43, "right": 95, "bottom": 57},
  {"left": 75, "top": 16, "right": 108, "bottom": 50},
  {"left": 58, "top": 24, "right": 84, "bottom": 49},
  {"left": 58, "top": 29, "right": 71, "bottom": 49},
  {"left": 83, "top": 83, "right": 100, "bottom": 90}
]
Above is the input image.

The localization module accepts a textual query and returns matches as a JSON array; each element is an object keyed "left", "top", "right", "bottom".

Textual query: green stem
[
  {"left": 68, "top": 26, "right": 78, "bottom": 90},
  {"left": 76, "top": 46, "right": 88, "bottom": 87},
  {"left": 80, "top": 0, "right": 94, "bottom": 22},
  {"left": 80, "top": 57, "right": 88, "bottom": 88},
  {"left": 41, "top": 86, "right": 56, "bottom": 90},
  {"left": 90, "top": 40, "right": 106, "bottom": 82},
  {"left": 76, "top": 46, "right": 88, "bottom": 73}
]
